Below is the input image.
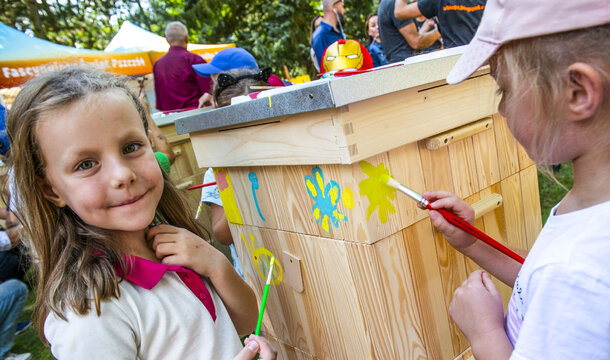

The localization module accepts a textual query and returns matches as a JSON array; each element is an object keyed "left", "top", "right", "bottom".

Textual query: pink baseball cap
[{"left": 447, "top": 0, "right": 610, "bottom": 84}]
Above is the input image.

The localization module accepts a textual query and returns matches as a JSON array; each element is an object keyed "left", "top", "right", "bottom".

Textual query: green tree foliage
[
  {"left": 0, "top": 0, "right": 139, "bottom": 50},
  {"left": 178, "top": 0, "right": 378, "bottom": 77},
  {"left": 1, "top": 0, "right": 379, "bottom": 78}
]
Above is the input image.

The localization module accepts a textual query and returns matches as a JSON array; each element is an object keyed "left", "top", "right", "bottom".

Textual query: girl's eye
[
  {"left": 77, "top": 160, "right": 96, "bottom": 171},
  {"left": 496, "top": 87, "right": 506, "bottom": 96},
  {"left": 124, "top": 143, "right": 141, "bottom": 154}
]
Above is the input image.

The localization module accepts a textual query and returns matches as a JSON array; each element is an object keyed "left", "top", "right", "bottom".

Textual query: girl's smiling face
[{"left": 36, "top": 89, "right": 164, "bottom": 233}]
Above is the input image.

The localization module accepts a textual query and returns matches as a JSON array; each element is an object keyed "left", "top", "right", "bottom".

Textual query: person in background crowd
[
  {"left": 0, "top": 279, "right": 30, "bottom": 360},
  {"left": 413, "top": 16, "right": 443, "bottom": 55},
  {"left": 311, "top": 0, "right": 347, "bottom": 70},
  {"left": 153, "top": 22, "right": 211, "bottom": 112},
  {"left": 365, "top": 14, "right": 388, "bottom": 67},
  {"left": 310, "top": 15, "right": 323, "bottom": 72},
  {"left": 193, "top": 48, "right": 285, "bottom": 108},
  {"left": 394, "top": 0, "right": 486, "bottom": 48},
  {"left": 378, "top": 0, "right": 441, "bottom": 63}
]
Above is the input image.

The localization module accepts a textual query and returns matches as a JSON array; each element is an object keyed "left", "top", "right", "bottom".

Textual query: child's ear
[
  {"left": 36, "top": 177, "right": 66, "bottom": 208},
  {"left": 566, "top": 62, "right": 603, "bottom": 122}
]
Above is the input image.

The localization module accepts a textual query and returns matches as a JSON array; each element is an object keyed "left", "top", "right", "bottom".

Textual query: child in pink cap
[{"left": 423, "top": 0, "right": 610, "bottom": 358}]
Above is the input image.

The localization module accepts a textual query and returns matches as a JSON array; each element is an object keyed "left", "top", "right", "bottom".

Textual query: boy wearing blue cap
[{"left": 193, "top": 47, "right": 284, "bottom": 107}]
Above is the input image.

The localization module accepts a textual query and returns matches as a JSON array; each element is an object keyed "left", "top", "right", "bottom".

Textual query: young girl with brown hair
[{"left": 7, "top": 66, "right": 276, "bottom": 360}]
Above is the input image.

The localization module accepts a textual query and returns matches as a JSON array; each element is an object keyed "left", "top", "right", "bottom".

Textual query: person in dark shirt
[
  {"left": 413, "top": 16, "right": 444, "bottom": 55},
  {"left": 311, "top": 0, "right": 347, "bottom": 69},
  {"left": 365, "top": 14, "right": 388, "bottom": 67},
  {"left": 152, "top": 22, "right": 211, "bottom": 112},
  {"left": 394, "top": 0, "right": 486, "bottom": 48},
  {"left": 378, "top": 0, "right": 441, "bottom": 63}
]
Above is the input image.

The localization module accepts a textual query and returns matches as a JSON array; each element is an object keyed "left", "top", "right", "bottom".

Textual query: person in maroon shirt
[{"left": 153, "top": 22, "right": 211, "bottom": 112}]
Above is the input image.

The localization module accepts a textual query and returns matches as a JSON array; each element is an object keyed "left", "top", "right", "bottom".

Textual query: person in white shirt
[
  {"left": 421, "top": 0, "right": 610, "bottom": 358},
  {"left": 7, "top": 66, "right": 276, "bottom": 360}
]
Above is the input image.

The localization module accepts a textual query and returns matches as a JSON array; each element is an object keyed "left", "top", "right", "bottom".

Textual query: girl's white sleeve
[
  {"left": 45, "top": 299, "right": 139, "bottom": 359},
  {"left": 511, "top": 265, "right": 610, "bottom": 359}
]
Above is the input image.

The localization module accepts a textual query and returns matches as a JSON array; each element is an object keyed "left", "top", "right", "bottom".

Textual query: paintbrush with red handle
[{"left": 381, "top": 175, "right": 524, "bottom": 264}]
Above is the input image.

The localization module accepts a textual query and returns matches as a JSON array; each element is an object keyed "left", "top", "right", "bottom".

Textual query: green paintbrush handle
[{"left": 255, "top": 283, "right": 270, "bottom": 335}]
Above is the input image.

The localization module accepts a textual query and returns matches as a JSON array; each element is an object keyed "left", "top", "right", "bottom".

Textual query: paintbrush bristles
[{"left": 381, "top": 175, "right": 401, "bottom": 189}]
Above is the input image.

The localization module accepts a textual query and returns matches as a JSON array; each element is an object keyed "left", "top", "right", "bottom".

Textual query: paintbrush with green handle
[{"left": 255, "top": 256, "right": 276, "bottom": 335}]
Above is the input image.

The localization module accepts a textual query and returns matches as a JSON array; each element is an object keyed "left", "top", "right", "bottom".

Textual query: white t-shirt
[
  {"left": 45, "top": 272, "right": 243, "bottom": 359},
  {"left": 506, "top": 199, "right": 610, "bottom": 359}
]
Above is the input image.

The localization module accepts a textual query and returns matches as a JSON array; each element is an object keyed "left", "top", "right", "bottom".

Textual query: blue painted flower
[{"left": 304, "top": 167, "right": 346, "bottom": 232}]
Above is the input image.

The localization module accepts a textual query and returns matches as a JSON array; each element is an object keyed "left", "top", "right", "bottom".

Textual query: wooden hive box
[{"left": 177, "top": 48, "right": 542, "bottom": 360}]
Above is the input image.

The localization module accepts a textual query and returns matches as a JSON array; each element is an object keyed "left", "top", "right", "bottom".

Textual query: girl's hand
[
  {"left": 234, "top": 335, "right": 277, "bottom": 360},
  {"left": 147, "top": 224, "right": 228, "bottom": 278},
  {"left": 422, "top": 190, "right": 477, "bottom": 252},
  {"left": 450, "top": 270, "right": 506, "bottom": 344}
]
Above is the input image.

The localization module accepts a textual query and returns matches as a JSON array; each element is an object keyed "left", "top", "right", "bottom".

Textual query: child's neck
[
  {"left": 557, "top": 140, "right": 610, "bottom": 214},
  {"left": 113, "top": 229, "right": 159, "bottom": 262}
]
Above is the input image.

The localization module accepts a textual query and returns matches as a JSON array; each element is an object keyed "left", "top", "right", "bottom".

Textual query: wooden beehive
[{"left": 179, "top": 49, "right": 542, "bottom": 360}]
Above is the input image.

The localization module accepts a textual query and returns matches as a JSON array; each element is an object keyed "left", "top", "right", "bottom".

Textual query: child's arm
[
  {"left": 148, "top": 225, "right": 258, "bottom": 334},
  {"left": 423, "top": 191, "right": 525, "bottom": 286},
  {"left": 450, "top": 270, "right": 513, "bottom": 360},
  {"left": 210, "top": 203, "right": 234, "bottom": 246}
]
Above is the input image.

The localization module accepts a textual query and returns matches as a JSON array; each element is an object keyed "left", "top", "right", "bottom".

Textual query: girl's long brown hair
[{"left": 6, "top": 66, "right": 209, "bottom": 343}]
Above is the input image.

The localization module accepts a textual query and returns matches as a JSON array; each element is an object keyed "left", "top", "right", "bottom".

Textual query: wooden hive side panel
[
  {"left": 431, "top": 212, "right": 470, "bottom": 355},
  {"left": 225, "top": 167, "right": 280, "bottom": 230},
  {"left": 345, "top": 242, "right": 400, "bottom": 359},
  {"left": 340, "top": 75, "right": 499, "bottom": 164},
  {"left": 519, "top": 165, "right": 542, "bottom": 248},
  {"left": 231, "top": 224, "right": 372, "bottom": 359},
  {"left": 476, "top": 184, "right": 514, "bottom": 305},
  {"left": 418, "top": 142, "right": 455, "bottom": 194},
  {"left": 345, "top": 153, "right": 404, "bottom": 244},
  {"left": 188, "top": 109, "right": 348, "bottom": 167},
  {"left": 448, "top": 137, "right": 480, "bottom": 199},
  {"left": 493, "top": 114, "right": 519, "bottom": 179},
  {"left": 403, "top": 219, "right": 455, "bottom": 360},
  {"left": 472, "top": 126, "right": 501, "bottom": 190},
  {"left": 372, "top": 232, "right": 428, "bottom": 359},
  {"left": 387, "top": 142, "right": 429, "bottom": 231},
  {"left": 501, "top": 172, "right": 528, "bottom": 250}
]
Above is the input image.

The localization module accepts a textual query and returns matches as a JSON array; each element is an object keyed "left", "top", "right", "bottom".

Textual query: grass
[
  {"left": 12, "top": 288, "right": 54, "bottom": 359},
  {"left": 12, "top": 164, "right": 574, "bottom": 358},
  {"left": 538, "top": 163, "right": 573, "bottom": 223}
]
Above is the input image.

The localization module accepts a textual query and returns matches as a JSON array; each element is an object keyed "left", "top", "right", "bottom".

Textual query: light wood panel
[
  {"left": 519, "top": 165, "right": 542, "bottom": 248},
  {"left": 448, "top": 138, "right": 479, "bottom": 199},
  {"left": 342, "top": 76, "right": 498, "bottom": 164},
  {"left": 189, "top": 109, "right": 347, "bottom": 167},
  {"left": 472, "top": 125, "right": 500, "bottom": 190},
  {"left": 403, "top": 219, "right": 455, "bottom": 360},
  {"left": 492, "top": 114, "right": 519, "bottom": 179},
  {"left": 424, "top": 116, "right": 493, "bottom": 150},
  {"left": 501, "top": 172, "right": 528, "bottom": 250},
  {"left": 372, "top": 233, "right": 427, "bottom": 359}
]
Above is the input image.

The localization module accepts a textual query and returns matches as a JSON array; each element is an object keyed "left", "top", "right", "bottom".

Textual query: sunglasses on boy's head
[{"left": 215, "top": 67, "right": 273, "bottom": 98}]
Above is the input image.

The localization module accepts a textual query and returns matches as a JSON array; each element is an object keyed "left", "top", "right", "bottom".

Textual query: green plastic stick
[{"left": 255, "top": 256, "right": 275, "bottom": 335}]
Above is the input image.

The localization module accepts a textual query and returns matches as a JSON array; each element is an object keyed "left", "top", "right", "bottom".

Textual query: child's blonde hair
[
  {"left": 7, "top": 66, "right": 210, "bottom": 342},
  {"left": 491, "top": 24, "right": 610, "bottom": 164}
]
